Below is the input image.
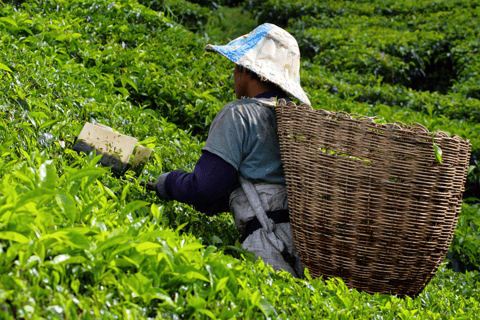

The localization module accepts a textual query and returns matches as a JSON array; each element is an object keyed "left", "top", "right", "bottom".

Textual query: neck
[{"left": 243, "top": 79, "right": 274, "bottom": 98}]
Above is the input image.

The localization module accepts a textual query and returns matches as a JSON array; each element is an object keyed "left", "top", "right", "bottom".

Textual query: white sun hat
[{"left": 205, "top": 23, "right": 311, "bottom": 106}]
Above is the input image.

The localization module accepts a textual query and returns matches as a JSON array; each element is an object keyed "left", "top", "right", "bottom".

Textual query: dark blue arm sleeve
[{"left": 163, "top": 150, "right": 239, "bottom": 215}]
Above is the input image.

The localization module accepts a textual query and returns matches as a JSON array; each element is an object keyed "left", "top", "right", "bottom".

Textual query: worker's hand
[
  {"left": 150, "top": 173, "right": 171, "bottom": 200},
  {"left": 140, "top": 181, "right": 155, "bottom": 191}
]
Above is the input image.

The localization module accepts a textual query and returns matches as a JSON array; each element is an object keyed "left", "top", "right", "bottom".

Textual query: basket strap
[{"left": 238, "top": 175, "right": 275, "bottom": 233}]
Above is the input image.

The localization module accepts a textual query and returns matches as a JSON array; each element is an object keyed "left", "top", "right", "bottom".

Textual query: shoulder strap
[{"left": 238, "top": 175, "right": 275, "bottom": 233}]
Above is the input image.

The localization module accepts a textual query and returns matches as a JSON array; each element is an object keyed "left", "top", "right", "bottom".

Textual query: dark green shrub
[
  {"left": 448, "top": 203, "right": 480, "bottom": 272},
  {"left": 2, "top": 0, "right": 480, "bottom": 318},
  {"left": 137, "top": 0, "right": 211, "bottom": 32}
]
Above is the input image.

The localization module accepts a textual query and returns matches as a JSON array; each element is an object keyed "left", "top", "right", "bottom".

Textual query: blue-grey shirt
[{"left": 202, "top": 97, "right": 286, "bottom": 185}]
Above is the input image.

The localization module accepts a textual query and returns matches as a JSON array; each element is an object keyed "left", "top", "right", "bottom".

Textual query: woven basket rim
[{"left": 276, "top": 99, "right": 470, "bottom": 144}]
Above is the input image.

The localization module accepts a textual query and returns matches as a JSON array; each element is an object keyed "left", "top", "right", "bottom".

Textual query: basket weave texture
[{"left": 275, "top": 101, "right": 471, "bottom": 297}]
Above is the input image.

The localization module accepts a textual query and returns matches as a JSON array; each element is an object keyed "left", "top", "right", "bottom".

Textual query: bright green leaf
[
  {"left": 67, "top": 168, "right": 106, "bottom": 183},
  {"left": 184, "top": 271, "right": 209, "bottom": 283},
  {"left": 0, "top": 17, "right": 18, "bottom": 28},
  {"left": 16, "top": 188, "right": 57, "bottom": 209},
  {"left": 121, "top": 200, "right": 149, "bottom": 217},
  {"left": 55, "top": 34, "right": 68, "bottom": 41},
  {"left": 0, "top": 63, "right": 13, "bottom": 73},
  {"left": 433, "top": 142, "right": 442, "bottom": 163},
  {"left": 187, "top": 297, "right": 206, "bottom": 309},
  {"left": 39, "top": 160, "right": 56, "bottom": 189},
  {"left": 56, "top": 194, "right": 77, "bottom": 223},
  {"left": 0, "top": 231, "right": 29, "bottom": 244},
  {"left": 135, "top": 242, "right": 162, "bottom": 252},
  {"left": 215, "top": 277, "right": 229, "bottom": 293}
]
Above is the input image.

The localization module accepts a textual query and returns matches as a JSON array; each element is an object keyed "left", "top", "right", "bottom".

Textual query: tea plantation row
[{"left": 1, "top": 0, "right": 480, "bottom": 318}]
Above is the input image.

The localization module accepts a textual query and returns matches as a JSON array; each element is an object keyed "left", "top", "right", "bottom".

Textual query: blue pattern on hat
[{"left": 209, "top": 24, "right": 275, "bottom": 63}]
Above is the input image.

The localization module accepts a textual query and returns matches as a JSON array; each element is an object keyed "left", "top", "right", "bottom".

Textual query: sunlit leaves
[
  {"left": 0, "top": 231, "right": 29, "bottom": 244},
  {"left": 1, "top": 0, "right": 480, "bottom": 318},
  {"left": 0, "top": 63, "right": 12, "bottom": 73},
  {"left": 55, "top": 194, "right": 77, "bottom": 223},
  {"left": 433, "top": 142, "right": 443, "bottom": 163}
]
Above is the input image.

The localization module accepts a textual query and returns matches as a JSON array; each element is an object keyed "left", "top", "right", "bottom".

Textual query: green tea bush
[
  {"left": 247, "top": 0, "right": 480, "bottom": 99},
  {"left": 0, "top": 0, "right": 233, "bottom": 138},
  {"left": 187, "top": 0, "right": 246, "bottom": 8},
  {"left": 448, "top": 203, "right": 480, "bottom": 272},
  {"left": 2, "top": 0, "right": 480, "bottom": 318},
  {"left": 138, "top": 0, "right": 211, "bottom": 32},
  {"left": 301, "top": 63, "right": 480, "bottom": 123},
  {"left": 1, "top": 151, "right": 480, "bottom": 318}
]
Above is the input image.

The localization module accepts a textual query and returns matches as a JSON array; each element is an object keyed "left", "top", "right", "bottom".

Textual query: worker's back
[{"left": 202, "top": 97, "right": 286, "bottom": 185}]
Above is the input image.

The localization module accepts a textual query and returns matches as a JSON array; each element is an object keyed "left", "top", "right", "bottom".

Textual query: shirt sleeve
[
  {"left": 202, "top": 102, "right": 247, "bottom": 170},
  {"left": 163, "top": 150, "right": 239, "bottom": 215}
]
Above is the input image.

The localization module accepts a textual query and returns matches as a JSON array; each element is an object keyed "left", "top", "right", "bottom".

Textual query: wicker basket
[{"left": 275, "top": 100, "right": 471, "bottom": 297}]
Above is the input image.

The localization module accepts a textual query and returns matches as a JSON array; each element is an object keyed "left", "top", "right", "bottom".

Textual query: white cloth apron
[{"left": 229, "top": 176, "right": 304, "bottom": 277}]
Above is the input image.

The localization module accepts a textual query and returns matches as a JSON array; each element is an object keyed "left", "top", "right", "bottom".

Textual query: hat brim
[{"left": 204, "top": 24, "right": 311, "bottom": 106}]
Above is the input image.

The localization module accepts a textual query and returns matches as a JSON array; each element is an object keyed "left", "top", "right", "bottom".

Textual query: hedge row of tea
[{"left": 1, "top": 0, "right": 480, "bottom": 318}]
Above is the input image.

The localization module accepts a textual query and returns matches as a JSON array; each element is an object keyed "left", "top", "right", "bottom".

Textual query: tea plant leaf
[
  {"left": 215, "top": 276, "right": 229, "bottom": 293},
  {"left": 39, "top": 120, "right": 59, "bottom": 131},
  {"left": 187, "top": 296, "right": 206, "bottom": 309},
  {"left": 120, "top": 200, "right": 149, "bottom": 218},
  {"left": 48, "top": 254, "right": 87, "bottom": 265},
  {"left": 197, "top": 309, "right": 216, "bottom": 319},
  {"left": 137, "top": 229, "right": 171, "bottom": 242},
  {"left": 55, "top": 194, "right": 77, "bottom": 223},
  {"left": 468, "top": 165, "right": 476, "bottom": 175},
  {"left": 151, "top": 291, "right": 176, "bottom": 308},
  {"left": 29, "top": 111, "right": 48, "bottom": 120},
  {"left": 135, "top": 241, "right": 162, "bottom": 252},
  {"left": 67, "top": 168, "right": 106, "bottom": 183},
  {"left": 12, "top": 171, "right": 35, "bottom": 190},
  {"left": 150, "top": 203, "right": 160, "bottom": 220},
  {"left": 121, "top": 183, "right": 130, "bottom": 202},
  {"left": 111, "top": 257, "right": 137, "bottom": 268},
  {"left": 184, "top": 271, "right": 210, "bottom": 283},
  {"left": 55, "top": 34, "right": 68, "bottom": 41},
  {"left": 48, "top": 254, "right": 70, "bottom": 265},
  {"left": 95, "top": 234, "right": 132, "bottom": 255},
  {"left": 114, "top": 87, "right": 130, "bottom": 96},
  {"left": 179, "top": 243, "right": 204, "bottom": 252},
  {"left": 64, "top": 231, "right": 91, "bottom": 250},
  {"left": 110, "top": 242, "right": 137, "bottom": 257},
  {"left": 16, "top": 98, "right": 30, "bottom": 111},
  {"left": 258, "top": 298, "right": 278, "bottom": 318},
  {"left": 136, "top": 136, "right": 157, "bottom": 146},
  {"left": 0, "top": 62, "right": 13, "bottom": 73},
  {"left": 0, "top": 204, "right": 14, "bottom": 220},
  {"left": 433, "top": 142, "right": 443, "bottom": 163},
  {"left": 0, "top": 17, "right": 18, "bottom": 28},
  {"left": 15, "top": 188, "right": 57, "bottom": 209},
  {"left": 175, "top": 222, "right": 189, "bottom": 233},
  {"left": 121, "top": 75, "right": 138, "bottom": 92},
  {"left": 39, "top": 161, "right": 56, "bottom": 190},
  {"left": 119, "top": 255, "right": 140, "bottom": 269},
  {"left": 0, "top": 231, "right": 29, "bottom": 244}
]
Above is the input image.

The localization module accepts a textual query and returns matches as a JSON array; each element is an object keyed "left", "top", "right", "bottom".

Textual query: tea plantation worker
[{"left": 150, "top": 23, "right": 311, "bottom": 278}]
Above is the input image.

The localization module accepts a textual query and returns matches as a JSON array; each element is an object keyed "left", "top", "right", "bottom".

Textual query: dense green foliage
[
  {"left": 1, "top": 0, "right": 480, "bottom": 318},
  {"left": 1, "top": 0, "right": 233, "bottom": 138}
]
